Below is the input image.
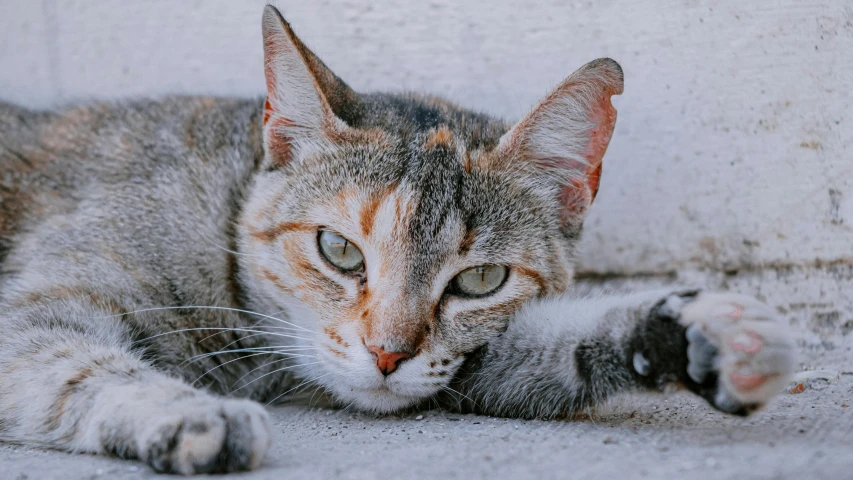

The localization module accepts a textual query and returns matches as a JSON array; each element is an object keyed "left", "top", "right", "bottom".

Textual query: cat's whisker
[
  {"left": 339, "top": 401, "right": 357, "bottom": 415},
  {"left": 200, "top": 330, "right": 313, "bottom": 352},
  {"left": 231, "top": 357, "right": 295, "bottom": 388},
  {"left": 131, "top": 326, "right": 313, "bottom": 345},
  {"left": 440, "top": 385, "right": 480, "bottom": 410},
  {"left": 308, "top": 385, "right": 327, "bottom": 408},
  {"left": 252, "top": 325, "right": 310, "bottom": 332},
  {"left": 191, "top": 351, "right": 272, "bottom": 386},
  {"left": 200, "top": 234, "right": 261, "bottom": 258},
  {"left": 196, "top": 329, "right": 260, "bottom": 345},
  {"left": 99, "top": 305, "right": 316, "bottom": 334},
  {"left": 232, "top": 360, "right": 323, "bottom": 394},
  {"left": 183, "top": 348, "right": 317, "bottom": 367},
  {"left": 195, "top": 319, "right": 309, "bottom": 345},
  {"left": 265, "top": 372, "right": 333, "bottom": 407}
]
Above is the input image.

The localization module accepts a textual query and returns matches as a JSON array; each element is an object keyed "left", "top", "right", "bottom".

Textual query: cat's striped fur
[{"left": 0, "top": 5, "right": 795, "bottom": 474}]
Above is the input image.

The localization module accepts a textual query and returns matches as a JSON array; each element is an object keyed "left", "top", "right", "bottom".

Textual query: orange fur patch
[
  {"left": 514, "top": 266, "right": 548, "bottom": 296},
  {"left": 425, "top": 125, "right": 454, "bottom": 150},
  {"left": 326, "top": 346, "right": 347, "bottom": 358},
  {"left": 260, "top": 267, "right": 294, "bottom": 294},
  {"left": 250, "top": 222, "right": 314, "bottom": 242},
  {"left": 359, "top": 195, "right": 382, "bottom": 237}
]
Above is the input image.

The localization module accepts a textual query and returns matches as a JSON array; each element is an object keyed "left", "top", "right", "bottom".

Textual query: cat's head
[{"left": 238, "top": 6, "right": 622, "bottom": 412}]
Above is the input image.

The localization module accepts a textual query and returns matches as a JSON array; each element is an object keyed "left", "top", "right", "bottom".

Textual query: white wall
[{"left": 2, "top": 0, "right": 851, "bottom": 277}]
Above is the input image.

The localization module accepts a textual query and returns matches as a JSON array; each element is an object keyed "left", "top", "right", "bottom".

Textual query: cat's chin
[{"left": 327, "top": 384, "right": 426, "bottom": 414}]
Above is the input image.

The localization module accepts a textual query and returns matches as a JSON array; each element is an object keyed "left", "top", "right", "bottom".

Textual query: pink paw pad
[
  {"left": 728, "top": 330, "right": 763, "bottom": 355},
  {"left": 729, "top": 368, "right": 769, "bottom": 392},
  {"left": 725, "top": 304, "right": 745, "bottom": 319}
]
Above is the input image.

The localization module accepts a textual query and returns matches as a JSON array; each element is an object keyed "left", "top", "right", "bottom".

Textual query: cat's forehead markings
[
  {"left": 250, "top": 221, "right": 313, "bottom": 243},
  {"left": 359, "top": 195, "right": 381, "bottom": 237},
  {"left": 458, "top": 227, "right": 477, "bottom": 255},
  {"left": 258, "top": 266, "right": 294, "bottom": 294},
  {"left": 513, "top": 266, "right": 548, "bottom": 296},
  {"left": 424, "top": 125, "right": 455, "bottom": 151},
  {"left": 358, "top": 186, "right": 401, "bottom": 238}
]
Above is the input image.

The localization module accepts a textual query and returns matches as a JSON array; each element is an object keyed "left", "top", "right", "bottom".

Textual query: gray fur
[{"left": 0, "top": 5, "right": 794, "bottom": 474}]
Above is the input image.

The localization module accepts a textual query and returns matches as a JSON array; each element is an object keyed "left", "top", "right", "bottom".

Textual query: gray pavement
[{"left": 3, "top": 374, "right": 851, "bottom": 480}]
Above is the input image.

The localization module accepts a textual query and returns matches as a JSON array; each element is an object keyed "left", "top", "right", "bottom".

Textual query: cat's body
[{"left": 0, "top": 6, "right": 795, "bottom": 475}]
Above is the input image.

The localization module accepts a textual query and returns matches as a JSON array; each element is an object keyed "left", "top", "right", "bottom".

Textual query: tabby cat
[{"left": 0, "top": 5, "right": 795, "bottom": 475}]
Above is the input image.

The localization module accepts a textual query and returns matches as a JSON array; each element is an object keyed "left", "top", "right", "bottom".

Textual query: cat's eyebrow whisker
[
  {"left": 98, "top": 305, "right": 316, "bottom": 334},
  {"left": 231, "top": 361, "right": 323, "bottom": 394},
  {"left": 199, "top": 234, "right": 261, "bottom": 258},
  {"left": 265, "top": 372, "right": 333, "bottom": 407}
]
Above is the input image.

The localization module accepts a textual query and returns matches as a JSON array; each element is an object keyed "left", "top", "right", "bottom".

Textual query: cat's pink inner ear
[
  {"left": 260, "top": 6, "right": 336, "bottom": 166},
  {"left": 559, "top": 90, "right": 617, "bottom": 216},
  {"left": 263, "top": 98, "right": 272, "bottom": 126},
  {"left": 501, "top": 58, "right": 623, "bottom": 221}
]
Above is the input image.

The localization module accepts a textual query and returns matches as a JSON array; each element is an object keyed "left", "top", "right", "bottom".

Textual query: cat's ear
[
  {"left": 261, "top": 6, "right": 352, "bottom": 166},
  {"left": 498, "top": 58, "right": 623, "bottom": 222}
]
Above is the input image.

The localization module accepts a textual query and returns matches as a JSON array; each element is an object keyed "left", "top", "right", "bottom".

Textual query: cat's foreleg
[
  {"left": 0, "top": 298, "right": 271, "bottom": 474},
  {"left": 451, "top": 289, "right": 796, "bottom": 418}
]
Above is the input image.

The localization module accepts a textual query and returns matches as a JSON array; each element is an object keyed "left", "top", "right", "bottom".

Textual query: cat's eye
[
  {"left": 450, "top": 265, "right": 508, "bottom": 297},
  {"left": 318, "top": 230, "right": 364, "bottom": 272}
]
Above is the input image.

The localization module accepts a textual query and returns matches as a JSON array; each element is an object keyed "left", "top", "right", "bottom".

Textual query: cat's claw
[
  {"left": 137, "top": 397, "right": 271, "bottom": 475},
  {"left": 680, "top": 293, "right": 796, "bottom": 414}
]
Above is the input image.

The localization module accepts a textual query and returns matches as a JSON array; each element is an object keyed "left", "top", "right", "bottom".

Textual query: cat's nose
[{"left": 367, "top": 345, "right": 411, "bottom": 376}]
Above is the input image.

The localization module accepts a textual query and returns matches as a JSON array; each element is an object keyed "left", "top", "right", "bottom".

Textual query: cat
[{"left": 0, "top": 5, "right": 796, "bottom": 475}]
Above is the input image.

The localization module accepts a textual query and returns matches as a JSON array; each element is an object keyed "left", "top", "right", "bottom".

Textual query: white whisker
[
  {"left": 99, "top": 305, "right": 315, "bottom": 333},
  {"left": 232, "top": 361, "right": 322, "bottom": 394},
  {"left": 201, "top": 234, "right": 260, "bottom": 258},
  {"left": 265, "top": 372, "right": 333, "bottom": 407},
  {"left": 200, "top": 331, "right": 314, "bottom": 353},
  {"left": 232, "top": 357, "right": 294, "bottom": 387},
  {"left": 131, "top": 327, "right": 313, "bottom": 346},
  {"left": 191, "top": 351, "right": 272, "bottom": 386},
  {"left": 184, "top": 348, "right": 317, "bottom": 367},
  {"left": 441, "top": 385, "right": 479, "bottom": 410}
]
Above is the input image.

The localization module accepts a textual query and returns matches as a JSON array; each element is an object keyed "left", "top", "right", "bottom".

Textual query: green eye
[
  {"left": 451, "top": 265, "right": 508, "bottom": 297},
  {"left": 318, "top": 230, "right": 364, "bottom": 272}
]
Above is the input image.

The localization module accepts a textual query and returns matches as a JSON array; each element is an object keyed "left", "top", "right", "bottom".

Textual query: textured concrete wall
[
  {"left": 2, "top": 1, "right": 852, "bottom": 362},
  {"left": 2, "top": 0, "right": 850, "bottom": 276}
]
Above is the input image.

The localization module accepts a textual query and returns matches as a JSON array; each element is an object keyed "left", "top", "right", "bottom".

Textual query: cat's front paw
[
  {"left": 676, "top": 293, "right": 796, "bottom": 415},
  {"left": 136, "top": 397, "right": 271, "bottom": 475}
]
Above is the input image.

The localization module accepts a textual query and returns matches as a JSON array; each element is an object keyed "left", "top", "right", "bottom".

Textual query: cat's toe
[
  {"left": 717, "top": 320, "right": 796, "bottom": 404},
  {"left": 681, "top": 294, "right": 796, "bottom": 414},
  {"left": 139, "top": 398, "right": 271, "bottom": 475}
]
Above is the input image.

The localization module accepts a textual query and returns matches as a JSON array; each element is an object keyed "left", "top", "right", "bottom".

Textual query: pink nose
[{"left": 368, "top": 345, "right": 411, "bottom": 376}]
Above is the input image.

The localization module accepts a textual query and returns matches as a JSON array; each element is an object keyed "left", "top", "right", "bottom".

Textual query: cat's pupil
[
  {"left": 453, "top": 265, "right": 508, "bottom": 297},
  {"left": 318, "top": 230, "right": 364, "bottom": 272}
]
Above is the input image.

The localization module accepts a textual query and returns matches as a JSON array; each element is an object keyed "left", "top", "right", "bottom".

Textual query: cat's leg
[
  {"left": 0, "top": 297, "right": 271, "bottom": 474},
  {"left": 450, "top": 289, "right": 796, "bottom": 418}
]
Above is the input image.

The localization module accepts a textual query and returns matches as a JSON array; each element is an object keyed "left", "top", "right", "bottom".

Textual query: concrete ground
[{"left": 2, "top": 374, "right": 851, "bottom": 480}]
